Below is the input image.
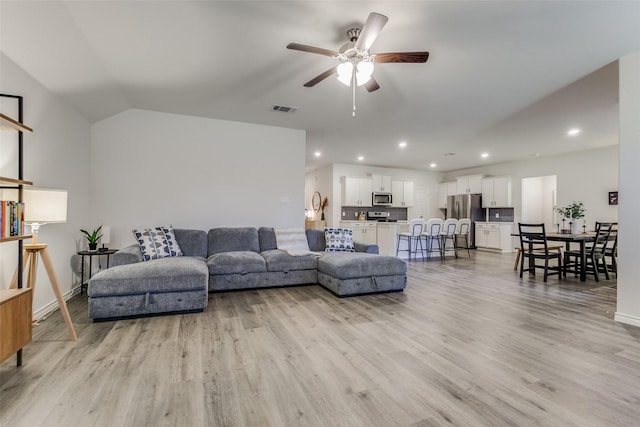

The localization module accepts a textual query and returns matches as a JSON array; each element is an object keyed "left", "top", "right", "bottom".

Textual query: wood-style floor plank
[{"left": 2, "top": 250, "right": 639, "bottom": 426}]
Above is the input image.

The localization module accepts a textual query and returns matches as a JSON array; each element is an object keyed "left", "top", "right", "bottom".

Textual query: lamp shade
[
  {"left": 23, "top": 188, "right": 68, "bottom": 224},
  {"left": 101, "top": 226, "right": 110, "bottom": 245}
]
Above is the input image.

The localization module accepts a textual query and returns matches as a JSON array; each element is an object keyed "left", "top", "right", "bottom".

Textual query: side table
[{"left": 78, "top": 249, "right": 118, "bottom": 295}]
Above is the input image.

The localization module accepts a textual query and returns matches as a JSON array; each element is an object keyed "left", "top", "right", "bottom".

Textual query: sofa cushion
[
  {"left": 132, "top": 226, "right": 183, "bottom": 261},
  {"left": 318, "top": 252, "right": 407, "bottom": 279},
  {"left": 306, "top": 228, "right": 326, "bottom": 252},
  {"left": 261, "top": 249, "right": 318, "bottom": 272},
  {"left": 174, "top": 229, "right": 208, "bottom": 258},
  {"left": 207, "top": 251, "right": 267, "bottom": 275},
  {"left": 258, "top": 227, "right": 278, "bottom": 251},
  {"left": 324, "top": 228, "right": 355, "bottom": 252},
  {"left": 208, "top": 227, "right": 260, "bottom": 255},
  {"left": 88, "top": 256, "right": 208, "bottom": 296}
]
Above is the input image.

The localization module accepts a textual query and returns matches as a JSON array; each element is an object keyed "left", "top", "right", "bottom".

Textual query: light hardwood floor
[{"left": 1, "top": 251, "right": 638, "bottom": 427}]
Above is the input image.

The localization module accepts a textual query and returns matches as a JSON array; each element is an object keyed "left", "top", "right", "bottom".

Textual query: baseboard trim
[
  {"left": 33, "top": 285, "right": 82, "bottom": 321},
  {"left": 614, "top": 312, "right": 640, "bottom": 328}
]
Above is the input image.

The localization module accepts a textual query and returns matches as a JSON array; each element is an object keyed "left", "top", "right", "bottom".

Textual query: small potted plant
[
  {"left": 81, "top": 225, "right": 103, "bottom": 251},
  {"left": 555, "top": 202, "right": 585, "bottom": 234}
]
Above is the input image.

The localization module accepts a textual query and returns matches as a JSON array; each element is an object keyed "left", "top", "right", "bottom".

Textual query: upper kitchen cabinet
[
  {"left": 438, "top": 181, "right": 457, "bottom": 209},
  {"left": 392, "top": 180, "right": 414, "bottom": 207},
  {"left": 456, "top": 174, "right": 483, "bottom": 194},
  {"left": 482, "top": 176, "right": 512, "bottom": 207},
  {"left": 342, "top": 177, "right": 373, "bottom": 207},
  {"left": 372, "top": 174, "right": 392, "bottom": 193}
]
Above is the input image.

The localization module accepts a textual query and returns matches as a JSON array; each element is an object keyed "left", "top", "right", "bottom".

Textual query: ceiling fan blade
[
  {"left": 365, "top": 77, "right": 380, "bottom": 93},
  {"left": 287, "top": 43, "right": 338, "bottom": 57},
  {"left": 354, "top": 12, "right": 388, "bottom": 51},
  {"left": 374, "top": 52, "right": 430, "bottom": 63},
  {"left": 303, "top": 66, "right": 338, "bottom": 87}
]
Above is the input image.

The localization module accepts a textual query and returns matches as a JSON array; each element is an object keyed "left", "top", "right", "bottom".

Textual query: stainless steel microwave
[{"left": 372, "top": 192, "right": 392, "bottom": 206}]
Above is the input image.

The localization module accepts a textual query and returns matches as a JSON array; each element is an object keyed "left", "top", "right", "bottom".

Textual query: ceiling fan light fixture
[
  {"left": 355, "top": 60, "right": 374, "bottom": 86},
  {"left": 356, "top": 73, "right": 371, "bottom": 86},
  {"left": 337, "top": 62, "right": 354, "bottom": 86},
  {"left": 357, "top": 60, "right": 374, "bottom": 77}
]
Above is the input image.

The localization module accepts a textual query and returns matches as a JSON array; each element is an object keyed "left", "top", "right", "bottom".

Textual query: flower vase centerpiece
[
  {"left": 555, "top": 202, "right": 586, "bottom": 234},
  {"left": 320, "top": 196, "right": 329, "bottom": 221}
]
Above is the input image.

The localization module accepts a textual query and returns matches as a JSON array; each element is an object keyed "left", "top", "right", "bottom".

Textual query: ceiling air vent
[{"left": 271, "top": 105, "right": 298, "bottom": 113}]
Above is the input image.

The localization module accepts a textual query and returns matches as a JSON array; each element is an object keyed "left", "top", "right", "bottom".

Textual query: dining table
[
  {"left": 512, "top": 231, "right": 596, "bottom": 282},
  {"left": 541, "top": 232, "right": 596, "bottom": 281}
]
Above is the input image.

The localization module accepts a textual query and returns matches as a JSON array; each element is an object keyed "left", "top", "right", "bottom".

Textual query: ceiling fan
[{"left": 287, "top": 12, "right": 429, "bottom": 93}]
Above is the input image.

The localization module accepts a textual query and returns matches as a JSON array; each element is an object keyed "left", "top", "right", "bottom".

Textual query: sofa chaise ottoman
[
  {"left": 87, "top": 229, "right": 209, "bottom": 321},
  {"left": 317, "top": 252, "right": 407, "bottom": 296},
  {"left": 304, "top": 227, "right": 406, "bottom": 296}
]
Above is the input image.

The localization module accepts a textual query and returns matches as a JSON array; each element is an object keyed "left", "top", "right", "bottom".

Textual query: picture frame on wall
[{"left": 609, "top": 191, "right": 618, "bottom": 205}]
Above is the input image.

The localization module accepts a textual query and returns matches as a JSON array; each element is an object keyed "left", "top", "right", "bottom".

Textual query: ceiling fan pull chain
[{"left": 352, "top": 66, "right": 357, "bottom": 117}]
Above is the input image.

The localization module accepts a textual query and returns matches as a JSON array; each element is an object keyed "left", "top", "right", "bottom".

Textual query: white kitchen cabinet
[
  {"left": 482, "top": 176, "right": 512, "bottom": 207},
  {"left": 372, "top": 174, "right": 392, "bottom": 193},
  {"left": 392, "top": 180, "right": 414, "bottom": 207},
  {"left": 438, "top": 181, "right": 457, "bottom": 208},
  {"left": 456, "top": 174, "right": 483, "bottom": 194},
  {"left": 343, "top": 177, "right": 373, "bottom": 207},
  {"left": 340, "top": 221, "right": 377, "bottom": 245},
  {"left": 475, "top": 222, "right": 514, "bottom": 252}
]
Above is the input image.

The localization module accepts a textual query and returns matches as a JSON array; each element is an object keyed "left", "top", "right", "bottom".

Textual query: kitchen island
[{"left": 340, "top": 220, "right": 410, "bottom": 257}]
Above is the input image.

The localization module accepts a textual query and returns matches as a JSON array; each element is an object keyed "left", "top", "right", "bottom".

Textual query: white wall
[
  {"left": 1, "top": 54, "right": 91, "bottom": 316},
  {"left": 90, "top": 109, "right": 306, "bottom": 248},
  {"left": 305, "top": 164, "right": 333, "bottom": 222},
  {"left": 616, "top": 52, "right": 640, "bottom": 327},
  {"left": 443, "top": 146, "right": 619, "bottom": 228}
]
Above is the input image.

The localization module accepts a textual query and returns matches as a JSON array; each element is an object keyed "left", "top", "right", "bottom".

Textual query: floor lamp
[{"left": 10, "top": 188, "right": 77, "bottom": 341}]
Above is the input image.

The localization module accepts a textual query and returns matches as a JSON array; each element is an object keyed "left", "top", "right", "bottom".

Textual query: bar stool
[
  {"left": 440, "top": 218, "right": 458, "bottom": 258},
  {"left": 422, "top": 218, "right": 444, "bottom": 260},
  {"left": 454, "top": 218, "right": 471, "bottom": 257},
  {"left": 396, "top": 218, "right": 425, "bottom": 260}
]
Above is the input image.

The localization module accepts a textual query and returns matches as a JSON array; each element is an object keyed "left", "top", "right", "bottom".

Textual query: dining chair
[
  {"left": 454, "top": 218, "right": 472, "bottom": 257},
  {"left": 602, "top": 226, "right": 618, "bottom": 276},
  {"left": 564, "top": 222, "right": 612, "bottom": 281},
  {"left": 422, "top": 218, "right": 444, "bottom": 260},
  {"left": 440, "top": 218, "right": 458, "bottom": 258},
  {"left": 396, "top": 218, "right": 425, "bottom": 261},
  {"left": 518, "top": 223, "right": 563, "bottom": 282}
]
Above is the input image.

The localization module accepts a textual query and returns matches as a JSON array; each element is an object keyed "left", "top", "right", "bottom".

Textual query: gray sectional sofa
[{"left": 87, "top": 227, "right": 407, "bottom": 321}]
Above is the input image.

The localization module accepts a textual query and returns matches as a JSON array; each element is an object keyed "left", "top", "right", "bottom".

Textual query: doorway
[{"left": 521, "top": 175, "right": 557, "bottom": 232}]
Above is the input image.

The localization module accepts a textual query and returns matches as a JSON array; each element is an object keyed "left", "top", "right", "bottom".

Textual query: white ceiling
[{"left": 2, "top": 1, "right": 639, "bottom": 172}]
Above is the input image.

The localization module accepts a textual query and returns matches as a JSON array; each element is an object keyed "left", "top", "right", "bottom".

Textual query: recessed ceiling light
[
  {"left": 430, "top": 163, "right": 437, "bottom": 168},
  {"left": 357, "top": 156, "right": 364, "bottom": 161},
  {"left": 481, "top": 152, "right": 489, "bottom": 158},
  {"left": 567, "top": 128, "right": 581, "bottom": 136},
  {"left": 398, "top": 141, "right": 407, "bottom": 148},
  {"left": 314, "top": 151, "right": 321, "bottom": 157}
]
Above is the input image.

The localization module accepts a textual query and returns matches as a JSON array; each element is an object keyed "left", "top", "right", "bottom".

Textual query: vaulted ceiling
[{"left": 2, "top": 1, "right": 639, "bottom": 171}]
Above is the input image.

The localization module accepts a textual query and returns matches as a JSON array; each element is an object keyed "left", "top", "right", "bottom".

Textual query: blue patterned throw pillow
[
  {"left": 132, "top": 226, "right": 183, "bottom": 261},
  {"left": 324, "top": 227, "right": 355, "bottom": 252}
]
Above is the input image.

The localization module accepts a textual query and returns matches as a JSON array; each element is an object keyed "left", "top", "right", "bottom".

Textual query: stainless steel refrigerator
[{"left": 446, "top": 194, "right": 486, "bottom": 248}]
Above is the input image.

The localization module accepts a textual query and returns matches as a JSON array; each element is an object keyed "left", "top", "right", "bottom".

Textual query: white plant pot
[{"left": 570, "top": 222, "right": 579, "bottom": 234}]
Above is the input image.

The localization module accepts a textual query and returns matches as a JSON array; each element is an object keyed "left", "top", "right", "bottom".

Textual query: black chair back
[
  {"left": 590, "top": 222, "right": 613, "bottom": 258},
  {"left": 518, "top": 223, "right": 550, "bottom": 253}
]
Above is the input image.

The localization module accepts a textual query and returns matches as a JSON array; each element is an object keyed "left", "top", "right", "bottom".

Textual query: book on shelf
[{"left": 0, "top": 200, "right": 25, "bottom": 238}]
